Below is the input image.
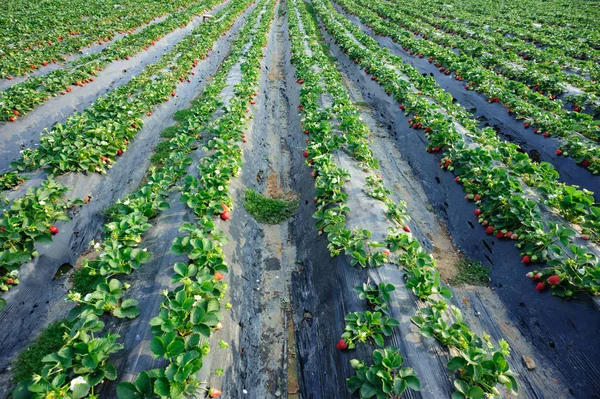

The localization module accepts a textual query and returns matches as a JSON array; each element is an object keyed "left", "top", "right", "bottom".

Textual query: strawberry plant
[{"left": 347, "top": 347, "right": 421, "bottom": 398}]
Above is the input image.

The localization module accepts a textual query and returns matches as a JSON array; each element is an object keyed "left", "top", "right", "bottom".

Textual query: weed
[
  {"left": 244, "top": 188, "right": 298, "bottom": 224},
  {"left": 452, "top": 259, "right": 491, "bottom": 286}
]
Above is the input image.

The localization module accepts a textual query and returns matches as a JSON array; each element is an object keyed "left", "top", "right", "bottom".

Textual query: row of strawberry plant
[
  {"left": 353, "top": 0, "right": 600, "bottom": 117},
  {"left": 322, "top": 0, "right": 600, "bottom": 235},
  {"left": 312, "top": 0, "right": 600, "bottom": 297},
  {"left": 0, "top": 0, "right": 204, "bottom": 78},
  {"left": 387, "top": 0, "right": 600, "bottom": 76},
  {"left": 0, "top": 0, "right": 253, "bottom": 300},
  {"left": 0, "top": 180, "right": 82, "bottom": 303},
  {"left": 373, "top": 0, "right": 600, "bottom": 109},
  {"left": 0, "top": 0, "right": 224, "bottom": 122},
  {"left": 333, "top": 0, "right": 600, "bottom": 172},
  {"left": 116, "top": 1, "right": 275, "bottom": 397},
  {"left": 289, "top": 2, "right": 421, "bottom": 397},
  {"left": 291, "top": 1, "right": 516, "bottom": 397},
  {"left": 9, "top": 1, "right": 260, "bottom": 396},
  {"left": 1, "top": 0, "right": 249, "bottom": 184}
]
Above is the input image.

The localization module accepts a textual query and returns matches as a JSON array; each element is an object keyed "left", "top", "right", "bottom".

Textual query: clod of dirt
[{"left": 523, "top": 355, "right": 537, "bottom": 370}]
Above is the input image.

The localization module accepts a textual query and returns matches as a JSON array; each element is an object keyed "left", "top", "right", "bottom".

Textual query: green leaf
[
  {"left": 117, "top": 382, "right": 143, "bottom": 399},
  {"left": 71, "top": 382, "right": 90, "bottom": 399},
  {"left": 404, "top": 375, "right": 420, "bottom": 391},
  {"left": 347, "top": 376, "right": 363, "bottom": 393},
  {"left": 448, "top": 356, "right": 466, "bottom": 370},
  {"left": 150, "top": 337, "right": 165, "bottom": 358},
  {"left": 468, "top": 386, "right": 485, "bottom": 399},
  {"left": 360, "top": 381, "right": 378, "bottom": 398}
]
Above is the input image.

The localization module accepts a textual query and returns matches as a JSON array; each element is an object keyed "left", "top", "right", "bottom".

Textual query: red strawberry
[
  {"left": 504, "top": 231, "right": 512, "bottom": 238},
  {"left": 454, "top": 176, "right": 460, "bottom": 182},
  {"left": 8, "top": 116, "right": 16, "bottom": 122},
  {"left": 383, "top": 249, "right": 391, "bottom": 256},
  {"left": 511, "top": 233, "right": 518, "bottom": 240},
  {"left": 543, "top": 132, "right": 549, "bottom": 137},
  {"left": 250, "top": 100, "right": 256, "bottom": 105},
  {"left": 116, "top": 149, "right": 123, "bottom": 156},
  {"left": 495, "top": 232, "right": 504, "bottom": 238},
  {"left": 336, "top": 339, "right": 348, "bottom": 350},
  {"left": 49, "top": 226, "right": 59, "bottom": 235},
  {"left": 547, "top": 275, "right": 560, "bottom": 285},
  {"left": 555, "top": 149, "right": 563, "bottom": 155},
  {"left": 521, "top": 255, "right": 531, "bottom": 264},
  {"left": 581, "top": 160, "right": 590, "bottom": 167},
  {"left": 399, "top": 104, "right": 405, "bottom": 110},
  {"left": 533, "top": 272, "right": 542, "bottom": 281},
  {"left": 303, "top": 150, "right": 308, "bottom": 158},
  {"left": 485, "top": 226, "right": 494, "bottom": 234},
  {"left": 147, "top": 111, "right": 152, "bottom": 116},
  {"left": 474, "top": 194, "right": 481, "bottom": 201},
  {"left": 524, "top": 122, "right": 530, "bottom": 128},
  {"left": 403, "top": 225, "right": 411, "bottom": 233},
  {"left": 535, "top": 282, "right": 546, "bottom": 291},
  {"left": 220, "top": 211, "right": 231, "bottom": 220},
  {"left": 214, "top": 272, "right": 224, "bottom": 281},
  {"left": 209, "top": 388, "right": 222, "bottom": 398},
  {"left": 474, "top": 209, "right": 481, "bottom": 216},
  {"left": 304, "top": 130, "right": 309, "bottom": 134},
  {"left": 581, "top": 234, "right": 590, "bottom": 240},
  {"left": 171, "top": 91, "right": 176, "bottom": 97}
]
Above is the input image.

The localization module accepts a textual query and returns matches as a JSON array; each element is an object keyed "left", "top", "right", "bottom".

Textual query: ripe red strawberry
[
  {"left": 495, "top": 232, "right": 504, "bottom": 238},
  {"left": 521, "top": 255, "right": 531, "bottom": 264},
  {"left": 116, "top": 149, "right": 123, "bottom": 156},
  {"left": 474, "top": 209, "right": 481, "bottom": 216},
  {"left": 209, "top": 388, "right": 222, "bottom": 398},
  {"left": 171, "top": 91, "right": 176, "bottom": 97},
  {"left": 243, "top": 138, "right": 247, "bottom": 143},
  {"left": 250, "top": 100, "right": 256, "bottom": 105},
  {"left": 7, "top": 76, "right": 12, "bottom": 80},
  {"left": 147, "top": 111, "right": 152, "bottom": 116},
  {"left": 50, "top": 226, "right": 59, "bottom": 235},
  {"left": 220, "top": 211, "right": 231, "bottom": 220},
  {"left": 383, "top": 249, "right": 391, "bottom": 256},
  {"left": 304, "top": 129, "right": 309, "bottom": 134},
  {"left": 245, "top": 108, "right": 250, "bottom": 113},
  {"left": 504, "top": 231, "right": 512, "bottom": 238},
  {"left": 8, "top": 116, "right": 16, "bottom": 122},
  {"left": 474, "top": 194, "right": 481, "bottom": 201},
  {"left": 581, "top": 234, "right": 590, "bottom": 240},
  {"left": 303, "top": 150, "right": 308, "bottom": 158},
  {"left": 555, "top": 149, "right": 562, "bottom": 155},
  {"left": 581, "top": 160, "right": 591, "bottom": 167},
  {"left": 454, "top": 176, "right": 460, "bottom": 182},
  {"left": 547, "top": 275, "right": 560, "bottom": 285},
  {"left": 511, "top": 233, "right": 518, "bottom": 240},
  {"left": 214, "top": 272, "right": 224, "bottom": 281},
  {"left": 533, "top": 272, "right": 542, "bottom": 281},
  {"left": 485, "top": 226, "right": 494, "bottom": 234},
  {"left": 336, "top": 339, "right": 348, "bottom": 350},
  {"left": 543, "top": 132, "right": 549, "bottom": 137},
  {"left": 403, "top": 225, "right": 411, "bottom": 233},
  {"left": 399, "top": 104, "right": 405, "bottom": 110},
  {"left": 535, "top": 282, "right": 546, "bottom": 291},
  {"left": 524, "top": 122, "right": 530, "bottom": 128}
]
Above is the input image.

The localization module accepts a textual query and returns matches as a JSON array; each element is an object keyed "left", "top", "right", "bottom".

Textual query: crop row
[
  {"left": 0, "top": 0, "right": 204, "bottom": 78},
  {"left": 0, "top": 0, "right": 224, "bottom": 122},
  {"left": 311, "top": 0, "right": 600, "bottom": 297},
  {"left": 117, "top": 0, "right": 276, "bottom": 396},
  {"left": 10, "top": 0, "right": 259, "bottom": 397},
  {"left": 290, "top": 0, "right": 517, "bottom": 397},
  {"left": 334, "top": 0, "right": 600, "bottom": 171},
  {"left": 0, "top": 0, "right": 247, "bottom": 302},
  {"left": 0, "top": 0, "right": 252, "bottom": 286},
  {"left": 375, "top": 0, "right": 600, "bottom": 108},
  {"left": 391, "top": 0, "right": 600, "bottom": 76}
]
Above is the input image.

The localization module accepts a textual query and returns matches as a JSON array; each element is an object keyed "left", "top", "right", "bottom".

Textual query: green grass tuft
[
  {"left": 12, "top": 321, "right": 71, "bottom": 383},
  {"left": 72, "top": 267, "right": 102, "bottom": 295},
  {"left": 452, "top": 259, "right": 491, "bottom": 286},
  {"left": 173, "top": 109, "right": 193, "bottom": 123},
  {"left": 160, "top": 125, "right": 180, "bottom": 138},
  {"left": 244, "top": 189, "right": 298, "bottom": 224}
]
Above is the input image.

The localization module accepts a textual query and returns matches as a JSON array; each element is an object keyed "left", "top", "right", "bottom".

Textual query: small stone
[{"left": 522, "top": 355, "right": 536, "bottom": 370}]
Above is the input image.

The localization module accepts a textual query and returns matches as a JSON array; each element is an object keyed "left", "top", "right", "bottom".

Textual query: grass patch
[
  {"left": 452, "top": 259, "right": 491, "bottom": 286},
  {"left": 72, "top": 266, "right": 103, "bottom": 295},
  {"left": 151, "top": 140, "right": 174, "bottom": 165},
  {"left": 244, "top": 189, "right": 298, "bottom": 224},
  {"left": 173, "top": 109, "right": 193, "bottom": 123},
  {"left": 11, "top": 321, "right": 71, "bottom": 383},
  {"left": 160, "top": 125, "right": 180, "bottom": 138}
]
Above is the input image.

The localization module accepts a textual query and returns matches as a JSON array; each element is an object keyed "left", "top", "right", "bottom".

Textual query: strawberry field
[{"left": 0, "top": 0, "right": 599, "bottom": 397}]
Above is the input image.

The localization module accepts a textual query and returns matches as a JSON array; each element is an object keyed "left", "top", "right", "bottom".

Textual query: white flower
[
  {"left": 123, "top": 199, "right": 130, "bottom": 206},
  {"left": 9, "top": 270, "right": 19, "bottom": 277},
  {"left": 218, "top": 186, "right": 224, "bottom": 191},
  {"left": 84, "top": 294, "right": 92, "bottom": 301},
  {"left": 94, "top": 242, "right": 101, "bottom": 250},
  {"left": 72, "top": 293, "right": 81, "bottom": 301},
  {"left": 70, "top": 376, "right": 86, "bottom": 391},
  {"left": 578, "top": 268, "right": 586, "bottom": 275},
  {"left": 215, "top": 169, "right": 220, "bottom": 175}
]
